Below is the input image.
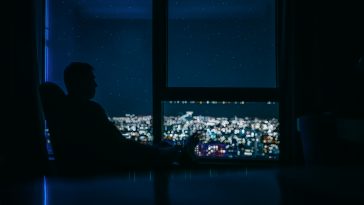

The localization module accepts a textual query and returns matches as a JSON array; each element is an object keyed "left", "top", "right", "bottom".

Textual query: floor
[{"left": 2, "top": 165, "right": 364, "bottom": 205}]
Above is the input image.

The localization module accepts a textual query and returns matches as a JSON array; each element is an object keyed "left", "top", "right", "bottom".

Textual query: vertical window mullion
[{"left": 152, "top": 0, "right": 168, "bottom": 145}]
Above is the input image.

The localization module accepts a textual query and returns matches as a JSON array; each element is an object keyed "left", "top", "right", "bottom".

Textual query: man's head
[{"left": 64, "top": 62, "right": 97, "bottom": 99}]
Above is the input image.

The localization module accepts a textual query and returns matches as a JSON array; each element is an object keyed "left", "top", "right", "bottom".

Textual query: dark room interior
[{"left": 4, "top": 0, "right": 364, "bottom": 204}]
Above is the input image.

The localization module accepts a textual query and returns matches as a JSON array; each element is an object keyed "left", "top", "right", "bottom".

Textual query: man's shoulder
[{"left": 88, "top": 100, "right": 104, "bottom": 111}]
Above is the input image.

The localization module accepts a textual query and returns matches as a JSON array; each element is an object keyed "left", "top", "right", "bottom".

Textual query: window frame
[{"left": 152, "top": 0, "right": 291, "bottom": 164}]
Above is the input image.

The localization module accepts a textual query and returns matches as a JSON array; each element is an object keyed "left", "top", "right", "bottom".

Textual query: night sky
[{"left": 47, "top": 0, "right": 277, "bottom": 118}]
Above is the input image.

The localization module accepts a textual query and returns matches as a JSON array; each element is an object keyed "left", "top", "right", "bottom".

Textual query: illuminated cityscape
[{"left": 111, "top": 111, "right": 280, "bottom": 160}]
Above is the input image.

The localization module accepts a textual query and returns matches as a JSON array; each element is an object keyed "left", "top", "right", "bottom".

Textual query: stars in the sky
[{"left": 50, "top": 0, "right": 276, "bottom": 116}]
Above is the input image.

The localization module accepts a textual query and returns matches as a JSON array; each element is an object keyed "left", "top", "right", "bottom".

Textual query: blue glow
[
  {"left": 44, "top": 120, "right": 48, "bottom": 138},
  {"left": 43, "top": 176, "right": 48, "bottom": 205},
  {"left": 44, "top": 120, "right": 55, "bottom": 160},
  {"left": 44, "top": 0, "right": 49, "bottom": 81},
  {"left": 45, "top": 47, "right": 49, "bottom": 81},
  {"left": 44, "top": 0, "right": 52, "bottom": 161},
  {"left": 45, "top": 0, "right": 49, "bottom": 28}
]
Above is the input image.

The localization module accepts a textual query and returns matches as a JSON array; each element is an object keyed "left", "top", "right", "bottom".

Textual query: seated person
[{"left": 41, "top": 62, "right": 197, "bottom": 173}]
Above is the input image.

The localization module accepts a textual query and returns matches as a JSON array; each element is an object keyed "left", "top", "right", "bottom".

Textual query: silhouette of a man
[{"left": 61, "top": 62, "right": 184, "bottom": 170}]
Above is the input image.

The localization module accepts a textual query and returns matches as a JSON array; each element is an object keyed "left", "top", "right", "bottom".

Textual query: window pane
[
  {"left": 46, "top": 0, "right": 153, "bottom": 145},
  {"left": 168, "top": 0, "right": 276, "bottom": 87},
  {"left": 163, "top": 101, "right": 280, "bottom": 160}
]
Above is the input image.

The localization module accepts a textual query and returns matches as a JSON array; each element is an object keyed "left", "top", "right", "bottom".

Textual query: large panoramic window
[
  {"left": 44, "top": 0, "right": 153, "bottom": 154},
  {"left": 44, "top": 0, "right": 280, "bottom": 162},
  {"left": 168, "top": 0, "right": 276, "bottom": 87}
]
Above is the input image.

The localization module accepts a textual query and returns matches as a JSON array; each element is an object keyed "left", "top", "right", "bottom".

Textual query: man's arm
[
  {"left": 88, "top": 101, "right": 127, "bottom": 141},
  {"left": 89, "top": 101, "right": 161, "bottom": 163}
]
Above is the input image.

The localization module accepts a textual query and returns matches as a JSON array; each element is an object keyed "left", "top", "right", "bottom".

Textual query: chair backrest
[
  {"left": 39, "top": 82, "right": 66, "bottom": 118},
  {"left": 39, "top": 82, "right": 67, "bottom": 163},
  {"left": 39, "top": 82, "right": 108, "bottom": 175}
]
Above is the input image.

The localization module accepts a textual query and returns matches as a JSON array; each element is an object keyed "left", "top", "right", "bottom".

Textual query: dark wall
[
  {"left": 7, "top": 0, "right": 48, "bottom": 178},
  {"left": 289, "top": 1, "right": 364, "bottom": 166},
  {"left": 293, "top": 1, "right": 364, "bottom": 117}
]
